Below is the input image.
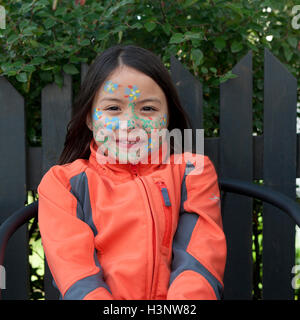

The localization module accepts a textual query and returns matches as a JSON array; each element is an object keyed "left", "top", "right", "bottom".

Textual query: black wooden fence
[{"left": 0, "top": 48, "right": 298, "bottom": 300}]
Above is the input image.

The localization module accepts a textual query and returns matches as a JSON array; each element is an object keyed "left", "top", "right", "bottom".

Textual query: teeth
[{"left": 118, "top": 141, "right": 136, "bottom": 144}]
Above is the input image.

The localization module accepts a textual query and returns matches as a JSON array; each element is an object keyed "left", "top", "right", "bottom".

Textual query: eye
[
  {"left": 141, "top": 106, "right": 157, "bottom": 112},
  {"left": 106, "top": 105, "right": 120, "bottom": 111}
]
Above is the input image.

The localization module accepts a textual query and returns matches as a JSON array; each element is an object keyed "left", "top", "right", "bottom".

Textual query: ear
[{"left": 86, "top": 112, "right": 93, "bottom": 131}]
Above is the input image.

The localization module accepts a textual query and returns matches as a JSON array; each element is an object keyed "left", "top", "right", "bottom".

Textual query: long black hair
[{"left": 58, "top": 44, "right": 193, "bottom": 165}]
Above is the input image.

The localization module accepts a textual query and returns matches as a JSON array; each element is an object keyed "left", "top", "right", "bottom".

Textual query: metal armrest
[
  {"left": 0, "top": 201, "right": 38, "bottom": 267},
  {"left": 219, "top": 178, "right": 300, "bottom": 227}
]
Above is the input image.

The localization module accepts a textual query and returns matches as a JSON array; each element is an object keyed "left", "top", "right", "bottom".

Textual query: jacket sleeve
[
  {"left": 37, "top": 165, "right": 114, "bottom": 300},
  {"left": 167, "top": 155, "right": 227, "bottom": 300}
]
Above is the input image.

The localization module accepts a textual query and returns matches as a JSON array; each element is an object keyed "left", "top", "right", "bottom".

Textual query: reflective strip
[
  {"left": 51, "top": 172, "right": 112, "bottom": 299},
  {"left": 170, "top": 208, "right": 223, "bottom": 299},
  {"left": 70, "top": 172, "right": 98, "bottom": 236},
  {"left": 180, "top": 161, "right": 195, "bottom": 214},
  {"left": 63, "top": 269, "right": 111, "bottom": 300},
  {"left": 52, "top": 278, "right": 62, "bottom": 300},
  {"left": 161, "top": 187, "right": 171, "bottom": 207}
]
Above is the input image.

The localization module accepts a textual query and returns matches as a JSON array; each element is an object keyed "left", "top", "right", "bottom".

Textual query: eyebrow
[{"left": 99, "top": 97, "right": 161, "bottom": 104}]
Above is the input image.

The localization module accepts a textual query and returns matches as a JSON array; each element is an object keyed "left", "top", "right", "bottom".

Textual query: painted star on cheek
[
  {"left": 104, "top": 116, "right": 120, "bottom": 131},
  {"left": 93, "top": 108, "right": 103, "bottom": 121},
  {"left": 160, "top": 114, "right": 167, "bottom": 127}
]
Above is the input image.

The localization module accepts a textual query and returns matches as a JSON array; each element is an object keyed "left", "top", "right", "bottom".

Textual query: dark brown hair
[{"left": 57, "top": 44, "right": 192, "bottom": 165}]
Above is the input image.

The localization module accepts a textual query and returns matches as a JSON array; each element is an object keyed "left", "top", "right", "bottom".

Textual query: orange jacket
[{"left": 37, "top": 138, "right": 227, "bottom": 300}]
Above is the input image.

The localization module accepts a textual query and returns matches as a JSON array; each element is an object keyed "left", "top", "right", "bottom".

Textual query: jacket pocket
[{"left": 155, "top": 181, "right": 172, "bottom": 248}]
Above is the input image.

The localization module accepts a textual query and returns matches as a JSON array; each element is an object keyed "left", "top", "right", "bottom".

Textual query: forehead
[{"left": 96, "top": 66, "right": 165, "bottom": 99}]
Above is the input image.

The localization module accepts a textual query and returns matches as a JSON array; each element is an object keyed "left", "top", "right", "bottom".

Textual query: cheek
[
  {"left": 92, "top": 115, "right": 121, "bottom": 144},
  {"left": 158, "top": 113, "right": 168, "bottom": 128},
  {"left": 103, "top": 116, "right": 120, "bottom": 131},
  {"left": 141, "top": 113, "right": 168, "bottom": 133}
]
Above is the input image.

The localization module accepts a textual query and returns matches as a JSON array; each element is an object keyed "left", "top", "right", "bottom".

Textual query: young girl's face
[{"left": 86, "top": 66, "right": 169, "bottom": 163}]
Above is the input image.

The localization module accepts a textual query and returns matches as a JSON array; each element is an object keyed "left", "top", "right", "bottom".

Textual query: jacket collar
[{"left": 88, "top": 137, "right": 171, "bottom": 177}]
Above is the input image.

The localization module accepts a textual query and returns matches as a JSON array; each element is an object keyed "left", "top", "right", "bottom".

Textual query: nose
[{"left": 121, "top": 108, "right": 142, "bottom": 130}]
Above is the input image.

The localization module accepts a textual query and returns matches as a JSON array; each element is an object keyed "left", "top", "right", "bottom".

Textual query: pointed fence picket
[{"left": 0, "top": 48, "right": 298, "bottom": 300}]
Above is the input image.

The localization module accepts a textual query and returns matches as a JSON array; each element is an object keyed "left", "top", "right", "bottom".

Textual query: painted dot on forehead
[
  {"left": 104, "top": 80, "right": 119, "bottom": 93},
  {"left": 124, "top": 85, "right": 141, "bottom": 101}
]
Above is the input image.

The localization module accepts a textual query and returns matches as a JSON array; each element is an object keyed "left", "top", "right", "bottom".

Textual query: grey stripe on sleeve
[{"left": 169, "top": 211, "right": 223, "bottom": 299}]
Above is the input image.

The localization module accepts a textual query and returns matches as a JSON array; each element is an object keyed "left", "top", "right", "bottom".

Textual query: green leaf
[
  {"left": 283, "top": 46, "right": 293, "bottom": 62},
  {"left": 54, "top": 7, "right": 67, "bottom": 17},
  {"left": 63, "top": 64, "right": 79, "bottom": 75},
  {"left": 54, "top": 73, "right": 64, "bottom": 88},
  {"left": 106, "top": 0, "right": 135, "bottom": 17},
  {"left": 209, "top": 67, "right": 217, "bottom": 73},
  {"left": 201, "top": 66, "right": 208, "bottom": 74},
  {"left": 41, "top": 64, "right": 54, "bottom": 71},
  {"left": 29, "top": 40, "right": 39, "bottom": 48},
  {"left": 96, "top": 32, "right": 109, "bottom": 41},
  {"left": 190, "top": 48, "right": 204, "bottom": 66},
  {"left": 287, "top": 36, "right": 298, "bottom": 48},
  {"left": 214, "top": 37, "right": 226, "bottom": 51},
  {"left": 182, "top": 0, "right": 199, "bottom": 8},
  {"left": 40, "top": 71, "right": 53, "bottom": 82},
  {"left": 118, "top": 31, "right": 123, "bottom": 43},
  {"left": 169, "top": 33, "right": 184, "bottom": 44},
  {"left": 219, "top": 71, "right": 238, "bottom": 83},
  {"left": 144, "top": 21, "right": 156, "bottom": 32},
  {"left": 80, "top": 39, "right": 90, "bottom": 46},
  {"left": 184, "top": 31, "right": 203, "bottom": 41},
  {"left": 23, "top": 65, "right": 36, "bottom": 73},
  {"left": 7, "top": 70, "right": 17, "bottom": 76},
  {"left": 131, "top": 22, "right": 143, "bottom": 29},
  {"left": 20, "top": 3, "right": 33, "bottom": 15},
  {"left": 43, "top": 18, "right": 56, "bottom": 30},
  {"left": 23, "top": 26, "right": 37, "bottom": 36},
  {"left": 231, "top": 41, "right": 243, "bottom": 53},
  {"left": 7, "top": 34, "right": 19, "bottom": 44},
  {"left": 31, "top": 57, "right": 47, "bottom": 65},
  {"left": 162, "top": 23, "right": 172, "bottom": 36},
  {"left": 16, "top": 72, "right": 28, "bottom": 83}
]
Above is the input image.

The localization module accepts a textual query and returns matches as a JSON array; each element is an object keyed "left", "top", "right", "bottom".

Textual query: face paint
[
  {"left": 124, "top": 85, "right": 141, "bottom": 101},
  {"left": 104, "top": 116, "right": 120, "bottom": 131},
  {"left": 92, "top": 78, "right": 168, "bottom": 163},
  {"left": 160, "top": 113, "right": 167, "bottom": 127},
  {"left": 93, "top": 107, "right": 103, "bottom": 121},
  {"left": 103, "top": 80, "right": 119, "bottom": 93}
]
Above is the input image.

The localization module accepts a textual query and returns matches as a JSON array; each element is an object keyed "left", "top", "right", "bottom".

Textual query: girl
[{"left": 37, "top": 44, "right": 227, "bottom": 300}]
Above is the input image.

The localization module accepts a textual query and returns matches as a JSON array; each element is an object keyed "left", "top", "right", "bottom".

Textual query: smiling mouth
[{"left": 115, "top": 137, "right": 147, "bottom": 149}]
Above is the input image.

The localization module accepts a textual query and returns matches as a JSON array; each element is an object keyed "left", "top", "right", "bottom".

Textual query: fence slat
[
  {"left": 0, "top": 76, "right": 28, "bottom": 299},
  {"left": 41, "top": 72, "right": 73, "bottom": 300},
  {"left": 263, "top": 48, "right": 297, "bottom": 299},
  {"left": 27, "top": 147, "right": 42, "bottom": 191},
  {"left": 81, "top": 63, "right": 89, "bottom": 85},
  {"left": 219, "top": 51, "right": 253, "bottom": 299},
  {"left": 170, "top": 55, "right": 203, "bottom": 131}
]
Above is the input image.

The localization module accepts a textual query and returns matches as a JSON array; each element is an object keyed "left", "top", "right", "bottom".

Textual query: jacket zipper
[
  {"left": 130, "top": 164, "right": 156, "bottom": 299},
  {"left": 155, "top": 181, "right": 172, "bottom": 248}
]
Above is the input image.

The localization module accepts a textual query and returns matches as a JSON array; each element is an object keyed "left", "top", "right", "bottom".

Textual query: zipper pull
[{"left": 156, "top": 181, "right": 171, "bottom": 207}]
